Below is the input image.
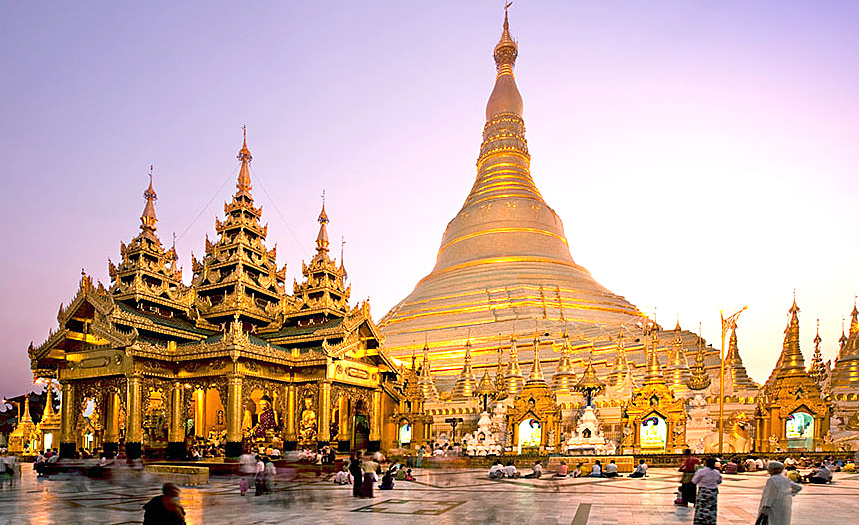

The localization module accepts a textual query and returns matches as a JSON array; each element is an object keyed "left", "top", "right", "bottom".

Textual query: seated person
[
  {"left": 555, "top": 461, "right": 568, "bottom": 477},
  {"left": 395, "top": 466, "right": 407, "bottom": 481},
  {"left": 785, "top": 465, "right": 801, "bottom": 483},
  {"left": 503, "top": 461, "right": 520, "bottom": 479},
  {"left": 630, "top": 459, "right": 648, "bottom": 478},
  {"left": 723, "top": 459, "right": 739, "bottom": 474},
  {"left": 379, "top": 470, "right": 395, "bottom": 490},
  {"left": 604, "top": 459, "right": 620, "bottom": 478},
  {"left": 523, "top": 460, "right": 543, "bottom": 479},
  {"left": 755, "top": 457, "right": 764, "bottom": 471},
  {"left": 571, "top": 463, "right": 583, "bottom": 478},
  {"left": 333, "top": 465, "right": 352, "bottom": 485},
  {"left": 404, "top": 469, "right": 415, "bottom": 482},
  {"left": 807, "top": 463, "right": 832, "bottom": 484},
  {"left": 588, "top": 460, "right": 603, "bottom": 477},
  {"left": 744, "top": 457, "right": 757, "bottom": 471},
  {"left": 489, "top": 460, "right": 505, "bottom": 479}
]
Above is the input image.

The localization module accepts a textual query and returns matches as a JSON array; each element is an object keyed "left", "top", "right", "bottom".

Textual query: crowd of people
[{"left": 343, "top": 450, "right": 417, "bottom": 498}]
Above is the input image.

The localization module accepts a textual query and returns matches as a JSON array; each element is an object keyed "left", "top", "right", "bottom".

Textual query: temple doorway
[
  {"left": 352, "top": 400, "right": 370, "bottom": 450},
  {"left": 640, "top": 414, "right": 667, "bottom": 453},
  {"left": 786, "top": 411, "right": 814, "bottom": 450},
  {"left": 517, "top": 418, "right": 541, "bottom": 453},
  {"left": 398, "top": 421, "right": 412, "bottom": 447}
]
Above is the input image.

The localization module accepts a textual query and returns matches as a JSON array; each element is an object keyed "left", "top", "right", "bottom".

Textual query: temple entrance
[
  {"left": 640, "top": 414, "right": 667, "bottom": 453},
  {"left": 398, "top": 421, "right": 412, "bottom": 447},
  {"left": 517, "top": 418, "right": 541, "bottom": 453},
  {"left": 352, "top": 400, "right": 370, "bottom": 450},
  {"left": 142, "top": 388, "right": 168, "bottom": 451},
  {"left": 190, "top": 388, "right": 226, "bottom": 454},
  {"left": 786, "top": 411, "right": 814, "bottom": 450}
]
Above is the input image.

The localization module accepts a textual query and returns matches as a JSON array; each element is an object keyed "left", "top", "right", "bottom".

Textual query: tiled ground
[{"left": 1, "top": 463, "right": 857, "bottom": 524}]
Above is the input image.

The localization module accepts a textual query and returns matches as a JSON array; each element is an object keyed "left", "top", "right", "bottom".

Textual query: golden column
[
  {"left": 167, "top": 382, "right": 185, "bottom": 459},
  {"left": 59, "top": 380, "right": 76, "bottom": 458},
  {"left": 103, "top": 392, "right": 120, "bottom": 455},
  {"left": 370, "top": 388, "right": 382, "bottom": 450},
  {"left": 225, "top": 373, "right": 243, "bottom": 457},
  {"left": 125, "top": 372, "right": 144, "bottom": 458},
  {"left": 285, "top": 383, "right": 296, "bottom": 444},
  {"left": 319, "top": 380, "right": 332, "bottom": 445}
]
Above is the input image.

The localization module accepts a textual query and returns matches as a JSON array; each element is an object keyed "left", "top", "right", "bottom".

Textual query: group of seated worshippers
[
  {"left": 587, "top": 459, "right": 622, "bottom": 477},
  {"left": 488, "top": 460, "right": 523, "bottom": 479}
]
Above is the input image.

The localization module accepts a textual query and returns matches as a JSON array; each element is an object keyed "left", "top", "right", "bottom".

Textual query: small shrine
[
  {"left": 504, "top": 337, "right": 560, "bottom": 453},
  {"left": 621, "top": 330, "right": 687, "bottom": 454},
  {"left": 464, "top": 411, "right": 502, "bottom": 456},
  {"left": 755, "top": 300, "right": 831, "bottom": 452}
]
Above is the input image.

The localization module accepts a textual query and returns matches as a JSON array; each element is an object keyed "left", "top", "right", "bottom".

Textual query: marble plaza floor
[{"left": 2, "top": 464, "right": 858, "bottom": 524}]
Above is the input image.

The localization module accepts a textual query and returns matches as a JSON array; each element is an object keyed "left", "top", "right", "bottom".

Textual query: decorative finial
[
  {"left": 236, "top": 126, "right": 253, "bottom": 195},
  {"left": 141, "top": 166, "right": 158, "bottom": 233}
]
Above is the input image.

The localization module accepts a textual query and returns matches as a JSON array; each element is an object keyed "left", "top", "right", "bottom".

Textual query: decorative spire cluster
[{"left": 809, "top": 319, "right": 826, "bottom": 386}]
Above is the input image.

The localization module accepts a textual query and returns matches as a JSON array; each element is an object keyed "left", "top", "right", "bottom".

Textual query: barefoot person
[
  {"left": 691, "top": 457, "right": 722, "bottom": 525},
  {"left": 758, "top": 461, "right": 802, "bottom": 525}
]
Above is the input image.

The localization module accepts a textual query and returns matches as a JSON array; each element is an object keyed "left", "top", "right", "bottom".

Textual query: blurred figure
[
  {"left": 143, "top": 483, "right": 185, "bottom": 525},
  {"left": 691, "top": 457, "right": 722, "bottom": 525},
  {"left": 759, "top": 461, "right": 801, "bottom": 525},
  {"left": 349, "top": 451, "right": 363, "bottom": 497}
]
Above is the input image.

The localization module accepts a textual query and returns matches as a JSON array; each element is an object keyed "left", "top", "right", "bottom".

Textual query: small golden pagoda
[
  {"left": 621, "top": 330, "right": 687, "bottom": 454},
  {"left": 28, "top": 132, "right": 406, "bottom": 459},
  {"left": 755, "top": 299, "right": 831, "bottom": 452},
  {"left": 505, "top": 336, "right": 561, "bottom": 453},
  {"left": 831, "top": 302, "right": 859, "bottom": 395},
  {"left": 8, "top": 394, "right": 37, "bottom": 454}
]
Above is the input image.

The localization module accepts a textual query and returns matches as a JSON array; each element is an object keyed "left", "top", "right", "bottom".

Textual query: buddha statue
[
  {"left": 299, "top": 395, "right": 317, "bottom": 442},
  {"left": 252, "top": 395, "right": 278, "bottom": 440}
]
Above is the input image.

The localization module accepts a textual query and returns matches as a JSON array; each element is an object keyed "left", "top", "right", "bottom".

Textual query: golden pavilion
[{"left": 28, "top": 132, "right": 406, "bottom": 459}]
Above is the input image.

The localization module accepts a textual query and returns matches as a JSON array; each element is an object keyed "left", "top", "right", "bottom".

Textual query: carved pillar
[
  {"left": 125, "top": 373, "right": 143, "bottom": 459},
  {"left": 103, "top": 392, "right": 120, "bottom": 455},
  {"left": 369, "top": 388, "right": 382, "bottom": 451},
  {"left": 338, "top": 394, "right": 350, "bottom": 452},
  {"left": 59, "top": 381, "right": 76, "bottom": 458},
  {"left": 318, "top": 380, "right": 332, "bottom": 446},
  {"left": 167, "top": 382, "right": 185, "bottom": 459},
  {"left": 284, "top": 383, "right": 296, "bottom": 449},
  {"left": 225, "top": 374, "right": 243, "bottom": 457}
]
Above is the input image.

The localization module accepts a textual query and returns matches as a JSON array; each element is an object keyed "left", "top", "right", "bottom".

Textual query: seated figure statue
[
  {"left": 252, "top": 395, "right": 278, "bottom": 440},
  {"left": 299, "top": 395, "right": 318, "bottom": 442}
]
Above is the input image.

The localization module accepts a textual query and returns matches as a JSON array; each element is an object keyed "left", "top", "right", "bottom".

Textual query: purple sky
[{"left": 2, "top": 1, "right": 858, "bottom": 399}]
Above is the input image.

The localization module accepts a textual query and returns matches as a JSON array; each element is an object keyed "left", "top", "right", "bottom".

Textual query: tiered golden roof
[
  {"left": 191, "top": 132, "right": 287, "bottom": 329},
  {"left": 109, "top": 169, "right": 189, "bottom": 315}
]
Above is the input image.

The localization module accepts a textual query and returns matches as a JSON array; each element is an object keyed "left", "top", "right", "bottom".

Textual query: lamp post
[
  {"left": 718, "top": 306, "right": 747, "bottom": 456},
  {"left": 2, "top": 398, "right": 21, "bottom": 424}
]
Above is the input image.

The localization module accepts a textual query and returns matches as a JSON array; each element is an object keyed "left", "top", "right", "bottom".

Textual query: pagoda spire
[
  {"left": 494, "top": 342, "right": 505, "bottom": 395},
  {"left": 809, "top": 319, "right": 826, "bottom": 385},
  {"left": 664, "top": 319, "right": 690, "bottom": 390},
  {"left": 504, "top": 333, "right": 525, "bottom": 398},
  {"left": 236, "top": 125, "right": 253, "bottom": 198},
  {"left": 140, "top": 165, "right": 158, "bottom": 236},
  {"left": 776, "top": 296, "right": 807, "bottom": 378},
  {"left": 418, "top": 337, "right": 439, "bottom": 402},
  {"left": 315, "top": 193, "right": 330, "bottom": 258},
  {"left": 452, "top": 337, "right": 478, "bottom": 400},
  {"left": 850, "top": 297, "right": 859, "bottom": 337},
  {"left": 526, "top": 332, "right": 546, "bottom": 385},
  {"left": 575, "top": 349, "right": 605, "bottom": 407},
  {"left": 687, "top": 323, "right": 712, "bottom": 390},
  {"left": 551, "top": 328, "right": 577, "bottom": 395},
  {"left": 644, "top": 329, "right": 665, "bottom": 385},
  {"left": 724, "top": 326, "right": 757, "bottom": 390}
]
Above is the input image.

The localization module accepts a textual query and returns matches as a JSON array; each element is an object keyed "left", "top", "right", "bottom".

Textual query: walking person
[
  {"left": 758, "top": 461, "right": 802, "bottom": 525},
  {"left": 360, "top": 453, "right": 380, "bottom": 498},
  {"left": 691, "top": 457, "right": 722, "bottom": 525},
  {"left": 143, "top": 483, "right": 186, "bottom": 525},
  {"left": 677, "top": 448, "right": 700, "bottom": 506}
]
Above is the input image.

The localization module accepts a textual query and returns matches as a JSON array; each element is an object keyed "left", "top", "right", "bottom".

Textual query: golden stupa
[{"left": 379, "top": 12, "right": 675, "bottom": 388}]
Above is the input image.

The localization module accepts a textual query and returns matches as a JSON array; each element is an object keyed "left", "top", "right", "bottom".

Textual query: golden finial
[
  {"left": 236, "top": 126, "right": 253, "bottom": 195},
  {"left": 141, "top": 165, "right": 158, "bottom": 233},
  {"left": 494, "top": 1, "right": 518, "bottom": 71}
]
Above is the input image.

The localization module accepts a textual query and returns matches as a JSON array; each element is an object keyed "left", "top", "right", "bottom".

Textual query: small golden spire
[
  {"left": 527, "top": 332, "right": 545, "bottom": 383},
  {"left": 236, "top": 125, "right": 253, "bottom": 196},
  {"left": 315, "top": 192, "right": 330, "bottom": 255},
  {"left": 140, "top": 165, "right": 158, "bottom": 234}
]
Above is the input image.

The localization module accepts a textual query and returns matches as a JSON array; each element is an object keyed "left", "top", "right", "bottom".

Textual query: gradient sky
[{"left": 1, "top": 1, "right": 858, "bottom": 400}]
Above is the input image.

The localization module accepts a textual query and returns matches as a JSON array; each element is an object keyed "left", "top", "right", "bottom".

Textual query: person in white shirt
[
  {"left": 630, "top": 459, "right": 648, "bottom": 478},
  {"left": 523, "top": 460, "right": 543, "bottom": 478},
  {"left": 691, "top": 457, "right": 722, "bottom": 524},
  {"left": 588, "top": 460, "right": 603, "bottom": 477},
  {"left": 604, "top": 460, "right": 620, "bottom": 478},
  {"left": 755, "top": 458, "right": 764, "bottom": 471},
  {"left": 759, "top": 461, "right": 802, "bottom": 525},
  {"left": 488, "top": 460, "right": 505, "bottom": 479},
  {"left": 503, "top": 461, "right": 520, "bottom": 479}
]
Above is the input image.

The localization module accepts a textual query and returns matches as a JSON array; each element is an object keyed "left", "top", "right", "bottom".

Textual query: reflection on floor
[{"left": 1, "top": 464, "right": 858, "bottom": 524}]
